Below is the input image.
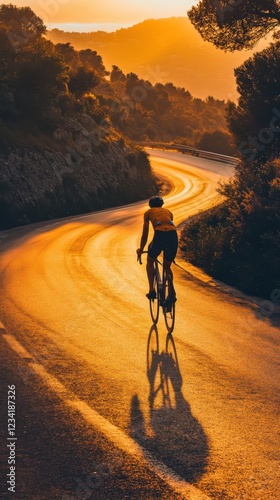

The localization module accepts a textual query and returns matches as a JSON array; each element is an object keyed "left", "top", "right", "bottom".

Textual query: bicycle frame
[{"left": 138, "top": 251, "right": 176, "bottom": 332}]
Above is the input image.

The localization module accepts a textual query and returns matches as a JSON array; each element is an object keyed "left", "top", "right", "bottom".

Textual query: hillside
[
  {"left": 0, "top": 5, "right": 156, "bottom": 229},
  {"left": 0, "top": 124, "right": 155, "bottom": 229},
  {"left": 47, "top": 17, "right": 266, "bottom": 100}
]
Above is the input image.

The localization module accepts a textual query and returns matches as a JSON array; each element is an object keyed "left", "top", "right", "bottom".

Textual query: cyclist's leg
[
  {"left": 147, "top": 232, "right": 162, "bottom": 295},
  {"left": 164, "top": 260, "right": 173, "bottom": 280},
  {"left": 163, "top": 260, "right": 175, "bottom": 298},
  {"left": 164, "top": 231, "right": 178, "bottom": 299},
  {"left": 147, "top": 255, "right": 156, "bottom": 293}
]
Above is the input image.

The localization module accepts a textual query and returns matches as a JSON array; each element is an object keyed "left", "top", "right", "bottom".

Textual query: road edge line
[{"left": 2, "top": 333, "right": 211, "bottom": 500}]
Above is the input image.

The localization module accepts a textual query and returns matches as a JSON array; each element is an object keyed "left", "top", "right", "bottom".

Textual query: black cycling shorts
[{"left": 148, "top": 230, "right": 178, "bottom": 262}]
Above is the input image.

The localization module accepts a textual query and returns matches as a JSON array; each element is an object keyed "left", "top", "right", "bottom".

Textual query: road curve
[{"left": 0, "top": 150, "right": 279, "bottom": 499}]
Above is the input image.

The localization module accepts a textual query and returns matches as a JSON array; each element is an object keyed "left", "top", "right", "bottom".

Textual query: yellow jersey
[{"left": 143, "top": 207, "right": 175, "bottom": 232}]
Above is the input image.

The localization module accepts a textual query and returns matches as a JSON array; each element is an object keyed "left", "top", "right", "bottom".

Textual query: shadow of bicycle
[{"left": 130, "top": 325, "right": 209, "bottom": 483}]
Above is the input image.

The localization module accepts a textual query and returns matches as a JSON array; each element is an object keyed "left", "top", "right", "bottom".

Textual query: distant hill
[{"left": 47, "top": 17, "right": 267, "bottom": 101}]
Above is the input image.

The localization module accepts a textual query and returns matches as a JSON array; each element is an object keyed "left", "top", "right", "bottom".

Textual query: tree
[
  {"left": 14, "top": 38, "right": 68, "bottom": 127},
  {"left": 55, "top": 42, "right": 79, "bottom": 66},
  {"left": 79, "top": 49, "right": 107, "bottom": 77},
  {"left": 196, "top": 130, "right": 236, "bottom": 155},
  {"left": 0, "top": 26, "right": 15, "bottom": 81},
  {"left": 0, "top": 4, "right": 45, "bottom": 50},
  {"left": 110, "top": 65, "right": 126, "bottom": 82},
  {"left": 0, "top": 7, "right": 68, "bottom": 129},
  {"left": 227, "top": 41, "right": 280, "bottom": 161},
  {"left": 68, "top": 66, "right": 99, "bottom": 97},
  {"left": 188, "top": 0, "right": 280, "bottom": 51}
]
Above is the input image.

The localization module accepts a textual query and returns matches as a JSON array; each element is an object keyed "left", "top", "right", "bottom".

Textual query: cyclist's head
[{"left": 149, "top": 196, "right": 164, "bottom": 208}]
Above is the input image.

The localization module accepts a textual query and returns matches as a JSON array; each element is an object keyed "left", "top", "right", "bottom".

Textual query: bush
[
  {"left": 196, "top": 130, "right": 236, "bottom": 155},
  {"left": 180, "top": 193, "right": 280, "bottom": 298}
]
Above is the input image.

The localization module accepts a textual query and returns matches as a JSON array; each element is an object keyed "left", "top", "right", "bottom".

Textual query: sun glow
[{"left": 12, "top": 0, "right": 197, "bottom": 23}]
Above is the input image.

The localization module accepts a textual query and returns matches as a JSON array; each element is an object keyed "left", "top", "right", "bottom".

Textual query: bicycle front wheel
[
  {"left": 149, "top": 276, "right": 160, "bottom": 324},
  {"left": 163, "top": 274, "right": 176, "bottom": 333}
]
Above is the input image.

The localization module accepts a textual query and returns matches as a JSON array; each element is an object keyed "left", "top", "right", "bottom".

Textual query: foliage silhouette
[
  {"left": 181, "top": 40, "right": 280, "bottom": 296},
  {"left": 188, "top": 0, "right": 280, "bottom": 51}
]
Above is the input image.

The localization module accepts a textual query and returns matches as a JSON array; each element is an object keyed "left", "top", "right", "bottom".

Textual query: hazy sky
[{"left": 12, "top": 1, "right": 196, "bottom": 23}]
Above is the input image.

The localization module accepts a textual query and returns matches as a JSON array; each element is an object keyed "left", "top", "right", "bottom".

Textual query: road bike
[{"left": 138, "top": 251, "right": 176, "bottom": 333}]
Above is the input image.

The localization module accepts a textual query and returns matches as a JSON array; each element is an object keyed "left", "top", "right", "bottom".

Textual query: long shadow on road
[{"left": 130, "top": 325, "right": 209, "bottom": 484}]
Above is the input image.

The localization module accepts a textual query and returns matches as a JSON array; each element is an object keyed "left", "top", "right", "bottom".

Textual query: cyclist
[{"left": 137, "top": 196, "right": 178, "bottom": 301}]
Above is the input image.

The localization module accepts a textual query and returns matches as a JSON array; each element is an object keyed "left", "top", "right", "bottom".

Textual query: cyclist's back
[{"left": 144, "top": 207, "right": 175, "bottom": 232}]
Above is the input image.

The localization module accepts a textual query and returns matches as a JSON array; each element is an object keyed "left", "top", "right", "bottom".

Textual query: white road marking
[
  {"left": 3, "top": 333, "right": 33, "bottom": 359},
  {"left": 3, "top": 332, "right": 211, "bottom": 500}
]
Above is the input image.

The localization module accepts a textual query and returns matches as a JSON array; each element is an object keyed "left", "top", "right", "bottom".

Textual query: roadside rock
[{"left": 0, "top": 117, "right": 156, "bottom": 229}]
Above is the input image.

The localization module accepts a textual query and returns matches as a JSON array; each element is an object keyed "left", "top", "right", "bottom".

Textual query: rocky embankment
[{"left": 0, "top": 115, "right": 156, "bottom": 229}]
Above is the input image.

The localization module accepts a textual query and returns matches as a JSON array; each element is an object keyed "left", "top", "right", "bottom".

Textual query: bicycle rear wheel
[
  {"left": 149, "top": 275, "right": 160, "bottom": 324},
  {"left": 163, "top": 274, "right": 176, "bottom": 333}
]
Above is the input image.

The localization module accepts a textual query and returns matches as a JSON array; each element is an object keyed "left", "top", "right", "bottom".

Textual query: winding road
[{"left": 0, "top": 149, "right": 279, "bottom": 499}]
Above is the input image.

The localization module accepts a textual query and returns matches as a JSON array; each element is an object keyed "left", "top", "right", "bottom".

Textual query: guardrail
[{"left": 133, "top": 141, "right": 238, "bottom": 166}]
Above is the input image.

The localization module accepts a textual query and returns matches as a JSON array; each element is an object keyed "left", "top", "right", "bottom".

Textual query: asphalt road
[{"left": 0, "top": 150, "right": 279, "bottom": 500}]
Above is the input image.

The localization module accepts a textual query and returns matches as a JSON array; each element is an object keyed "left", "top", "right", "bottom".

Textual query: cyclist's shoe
[{"left": 146, "top": 290, "right": 157, "bottom": 300}]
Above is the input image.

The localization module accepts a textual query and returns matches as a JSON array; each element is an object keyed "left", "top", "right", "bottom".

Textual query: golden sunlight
[{"left": 12, "top": 0, "right": 197, "bottom": 23}]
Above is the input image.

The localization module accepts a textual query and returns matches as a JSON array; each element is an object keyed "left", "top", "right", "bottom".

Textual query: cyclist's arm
[{"left": 139, "top": 213, "right": 150, "bottom": 253}]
